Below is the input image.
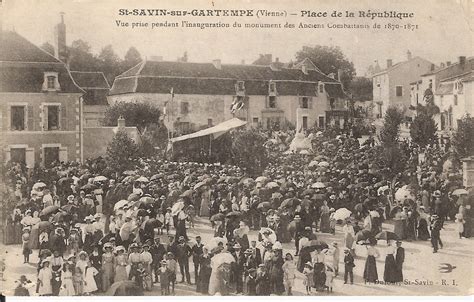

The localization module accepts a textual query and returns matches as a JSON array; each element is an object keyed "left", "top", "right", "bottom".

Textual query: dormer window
[
  {"left": 269, "top": 82, "right": 276, "bottom": 93},
  {"left": 42, "top": 72, "right": 60, "bottom": 91},
  {"left": 237, "top": 81, "right": 245, "bottom": 91},
  {"left": 318, "top": 82, "right": 324, "bottom": 93}
]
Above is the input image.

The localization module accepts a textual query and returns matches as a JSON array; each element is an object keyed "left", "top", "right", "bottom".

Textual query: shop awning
[{"left": 170, "top": 118, "right": 247, "bottom": 143}]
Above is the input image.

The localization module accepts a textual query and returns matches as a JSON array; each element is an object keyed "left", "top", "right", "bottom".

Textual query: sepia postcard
[{"left": 0, "top": 0, "right": 473, "bottom": 299}]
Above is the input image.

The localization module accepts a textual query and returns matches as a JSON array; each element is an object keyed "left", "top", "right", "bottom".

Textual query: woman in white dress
[
  {"left": 84, "top": 262, "right": 99, "bottom": 295},
  {"left": 38, "top": 259, "right": 53, "bottom": 296},
  {"left": 342, "top": 220, "right": 355, "bottom": 255},
  {"left": 60, "top": 263, "right": 75, "bottom": 296}
]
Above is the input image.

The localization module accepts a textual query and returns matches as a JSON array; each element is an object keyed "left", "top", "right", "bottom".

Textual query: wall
[
  {"left": 84, "top": 105, "right": 107, "bottom": 127},
  {"left": 0, "top": 92, "right": 82, "bottom": 166}
]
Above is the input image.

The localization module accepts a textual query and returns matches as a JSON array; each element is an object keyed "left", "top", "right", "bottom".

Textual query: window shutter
[
  {"left": 298, "top": 97, "right": 303, "bottom": 108},
  {"left": 59, "top": 146, "right": 68, "bottom": 162},
  {"left": 265, "top": 96, "right": 269, "bottom": 108},
  {"left": 25, "top": 148, "right": 35, "bottom": 168},
  {"left": 7, "top": 106, "right": 11, "bottom": 131},
  {"left": 60, "top": 104, "right": 67, "bottom": 130},
  {"left": 42, "top": 105, "right": 48, "bottom": 131},
  {"left": 309, "top": 97, "right": 313, "bottom": 109},
  {"left": 27, "top": 105, "right": 34, "bottom": 131}
]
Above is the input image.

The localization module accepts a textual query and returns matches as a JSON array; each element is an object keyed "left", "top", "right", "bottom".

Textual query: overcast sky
[{"left": 2, "top": 0, "right": 472, "bottom": 75}]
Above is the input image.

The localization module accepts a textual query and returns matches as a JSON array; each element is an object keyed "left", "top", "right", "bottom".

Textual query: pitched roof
[
  {"left": 422, "top": 57, "right": 473, "bottom": 79},
  {"left": 70, "top": 71, "right": 110, "bottom": 89},
  {"left": 110, "top": 60, "right": 339, "bottom": 96},
  {"left": 372, "top": 57, "right": 432, "bottom": 77},
  {"left": 0, "top": 31, "right": 83, "bottom": 93},
  {"left": 324, "top": 83, "right": 345, "bottom": 98}
]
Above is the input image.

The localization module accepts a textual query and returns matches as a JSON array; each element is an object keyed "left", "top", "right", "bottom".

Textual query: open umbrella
[
  {"left": 114, "top": 200, "right": 129, "bottom": 211},
  {"left": 257, "top": 202, "right": 271, "bottom": 211},
  {"left": 452, "top": 188, "right": 468, "bottom": 196},
  {"left": 395, "top": 185, "right": 415, "bottom": 201},
  {"left": 150, "top": 174, "right": 162, "bottom": 181},
  {"left": 375, "top": 231, "right": 399, "bottom": 241},
  {"left": 302, "top": 189, "right": 315, "bottom": 196},
  {"left": 311, "top": 182, "right": 326, "bottom": 189},
  {"left": 37, "top": 221, "right": 53, "bottom": 232},
  {"left": 259, "top": 227, "right": 277, "bottom": 244},
  {"left": 308, "top": 161, "right": 319, "bottom": 168},
  {"left": 93, "top": 175, "right": 108, "bottom": 182},
  {"left": 355, "top": 229, "right": 373, "bottom": 244},
  {"left": 171, "top": 201, "right": 185, "bottom": 216},
  {"left": 369, "top": 210, "right": 380, "bottom": 218},
  {"left": 122, "top": 170, "right": 136, "bottom": 176},
  {"left": 194, "top": 181, "right": 207, "bottom": 190},
  {"left": 240, "top": 178, "right": 255, "bottom": 186},
  {"left": 226, "top": 211, "right": 242, "bottom": 218},
  {"left": 136, "top": 176, "right": 149, "bottom": 183},
  {"left": 40, "top": 205, "right": 59, "bottom": 217},
  {"left": 308, "top": 239, "right": 329, "bottom": 251},
  {"left": 318, "top": 161, "right": 330, "bottom": 167},
  {"left": 354, "top": 203, "right": 364, "bottom": 213},
  {"left": 136, "top": 209, "right": 148, "bottom": 217},
  {"left": 33, "top": 182, "right": 47, "bottom": 190},
  {"left": 255, "top": 176, "right": 268, "bottom": 183},
  {"left": 389, "top": 206, "right": 401, "bottom": 218},
  {"left": 180, "top": 190, "right": 194, "bottom": 198},
  {"left": 211, "top": 252, "right": 235, "bottom": 270},
  {"left": 81, "top": 183, "right": 97, "bottom": 192},
  {"left": 210, "top": 213, "right": 225, "bottom": 222},
  {"left": 271, "top": 192, "right": 283, "bottom": 199},
  {"left": 40, "top": 249, "right": 52, "bottom": 257},
  {"left": 107, "top": 280, "right": 143, "bottom": 296},
  {"left": 58, "top": 177, "right": 72, "bottom": 185},
  {"left": 333, "top": 208, "right": 352, "bottom": 221},
  {"left": 144, "top": 218, "right": 163, "bottom": 230},
  {"left": 279, "top": 198, "right": 299, "bottom": 209},
  {"left": 377, "top": 185, "right": 390, "bottom": 196},
  {"left": 266, "top": 182, "right": 279, "bottom": 189},
  {"left": 61, "top": 204, "right": 77, "bottom": 213},
  {"left": 206, "top": 237, "right": 228, "bottom": 251},
  {"left": 127, "top": 193, "right": 141, "bottom": 202}
]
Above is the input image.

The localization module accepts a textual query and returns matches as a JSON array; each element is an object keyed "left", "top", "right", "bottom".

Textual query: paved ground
[{"left": 1, "top": 217, "right": 472, "bottom": 296}]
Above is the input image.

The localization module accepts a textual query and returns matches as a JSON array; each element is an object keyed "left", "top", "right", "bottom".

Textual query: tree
[
  {"left": 106, "top": 130, "right": 140, "bottom": 174},
  {"left": 410, "top": 112, "right": 438, "bottom": 148},
  {"left": 230, "top": 130, "right": 269, "bottom": 177},
  {"left": 349, "top": 77, "right": 373, "bottom": 102},
  {"left": 295, "top": 45, "right": 356, "bottom": 88},
  {"left": 40, "top": 42, "right": 55, "bottom": 56},
  {"left": 379, "top": 106, "right": 404, "bottom": 145},
  {"left": 98, "top": 45, "right": 122, "bottom": 84},
  {"left": 375, "top": 144, "right": 408, "bottom": 181},
  {"left": 123, "top": 46, "right": 142, "bottom": 70},
  {"left": 103, "top": 102, "right": 161, "bottom": 135},
  {"left": 68, "top": 40, "right": 101, "bottom": 71},
  {"left": 452, "top": 114, "right": 474, "bottom": 158}
]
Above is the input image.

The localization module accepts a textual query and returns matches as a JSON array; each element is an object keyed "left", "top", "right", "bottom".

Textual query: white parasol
[{"left": 333, "top": 208, "right": 352, "bottom": 220}]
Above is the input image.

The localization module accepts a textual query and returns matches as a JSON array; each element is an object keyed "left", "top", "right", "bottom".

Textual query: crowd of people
[{"left": 1, "top": 130, "right": 472, "bottom": 296}]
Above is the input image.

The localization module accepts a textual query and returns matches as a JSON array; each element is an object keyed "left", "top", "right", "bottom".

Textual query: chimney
[
  {"left": 440, "top": 62, "right": 445, "bottom": 68},
  {"left": 406, "top": 50, "right": 412, "bottom": 60},
  {"left": 54, "top": 12, "right": 68, "bottom": 63},
  {"left": 446, "top": 61, "right": 451, "bottom": 66},
  {"left": 150, "top": 56, "right": 163, "bottom": 61},
  {"left": 212, "top": 59, "right": 221, "bottom": 70},
  {"left": 430, "top": 64, "right": 435, "bottom": 71},
  {"left": 387, "top": 59, "right": 393, "bottom": 68},
  {"left": 117, "top": 116, "right": 126, "bottom": 129},
  {"left": 459, "top": 56, "right": 466, "bottom": 66}
]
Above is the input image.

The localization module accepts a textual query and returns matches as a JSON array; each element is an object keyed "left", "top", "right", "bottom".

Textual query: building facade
[
  {"left": 70, "top": 71, "right": 110, "bottom": 127},
  {"left": 372, "top": 51, "right": 433, "bottom": 119},
  {"left": 108, "top": 59, "right": 347, "bottom": 134},
  {"left": 0, "top": 31, "right": 84, "bottom": 168}
]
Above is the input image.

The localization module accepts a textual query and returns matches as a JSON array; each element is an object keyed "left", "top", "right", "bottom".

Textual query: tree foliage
[
  {"left": 230, "top": 130, "right": 269, "bottom": 177},
  {"left": 452, "top": 114, "right": 474, "bottom": 158},
  {"left": 349, "top": 76, "right": 373, "bottom": 102},
  {"left": 40, "top": 42, "right": 55, "bottom": 56},
  {"left": 68, "top": 40, "right": 100, "bottom": 71},
  {"left": 295, "top": 45, "right": 356, "bottom": 88},
  {"left": 123, "top": 46, "right": 142, "bottom": 70},
  {"left": 103, "top": 102, "right": 161, "bottom": 134},
  {"left": 376, "top": 144, "right": 408, "bottom": 181},
  {"left": 106, "top": 130, "right": 140, "bottom": 174},
  {"left": 410, "top": 112, "right": 438, "bottom": 148},
  {"left": 379, "top": 106, "right": 404, "bottom": 145}
]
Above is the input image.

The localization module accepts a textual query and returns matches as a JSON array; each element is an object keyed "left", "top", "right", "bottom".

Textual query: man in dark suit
[
  {"left": 249, "top": 240, "right": 262, "bottom": 266},
  {"left": 191, "top": 236, "right": 204, "bottom": 283},
  {"left": 293, "top": 215, "right": 305, "bottom": 256},
  {"left": 430, "top": 215, "right": 443, "bottom": 253},
  {"left": 231, "top": 243, "right": 246, "bottom": 294},
  {"left": 343, "top": 248, "right": 355, "bottom": 284},
  {"left": 150, "top": 236, "right": 166, "bottom": 283},
  {"left": 175, "top": 236, "right": 192, "bottom": 284},
  {"left": 395, "top": 240, "right": 405, "bottom": 282}
]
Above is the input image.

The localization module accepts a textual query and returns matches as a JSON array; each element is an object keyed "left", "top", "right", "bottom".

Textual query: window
[
  {"left": 454, "top": 95, "right": 458, "bottom": 106},
  {"left": 44, "top": 147, "right": 59, "bottom": 168},
  {"left": 329, "top": 98, "right": 335, "bottom": 110},
  {"left": 47, "top": 76, "right": 56, "bottom": 89},
  {"left": 319, "top": 83, "right": 324, "bottom": 93},
  {"left": 396, "top": 86, "right": 403, "bottom": 97},
  {"left": 269, "top": 82, "right": 276, "bottom": 93},
  {"left": 237, "top": 81, "right": 245, "bottom": 91},
  {"left": 46, "top": 105, "right": 59, "bottom": 130},
  {"left": 301, "top": 97, "right": 309, "bottom": 109},
  {"left": 269, "top": 96, "right": 277, "bottom": 108},
  {"left": 180, "top": 102, "right": 189, "bottom": 114},
  {"left": 208, "top": 118, "right": 213, "bottom": 127},
  {"left": 11, "top": 106, "right": 26, "bottom": 131},
  {"left": 10, "top": 148, "right": 26, "bottom": 164},
  {"left": 253, "top": 117, "right": 259, "bottom": 124},
  {"left": 302, "top": 116, "right": 308, "bottom": 130},
  {"left": 318, "top": 116, "right": 325, "bottom": 129}
]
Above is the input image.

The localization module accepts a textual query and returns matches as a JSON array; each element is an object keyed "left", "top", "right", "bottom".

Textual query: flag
[{"left": 230, "top": 97, "right": 245, "bottom": 114}]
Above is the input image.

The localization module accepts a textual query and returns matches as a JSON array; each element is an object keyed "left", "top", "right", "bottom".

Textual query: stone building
[
  {"left": 108, "top": 58, "right": 348, "bottom": 134},
  {"left": 0, "top": 30, "right": 84, "bottom": 167}
]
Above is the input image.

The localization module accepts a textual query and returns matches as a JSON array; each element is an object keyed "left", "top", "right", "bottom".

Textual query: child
[
  {"left": 159, "top": 260, "right": 170, "bottom": 295},
  {"left": 22, "top": 227, "right": 31, "bottom": 263},
  {"left": 73, "top": 267, "right": 85, "bottom": 296},
  {"left": 282, "top": 253, "right": 296, "bottom": 296},
  {"left": 325, "top": 265, "right": 335, "bottom": 293},
  {"left": 166, "top": 252, "right": 178, "bottom": 295},
  {"left": 329, "top": 208, "right": 336, "bottom": 235},
  {"left": 455, "top": 213, "right": 465, "bottom": 239},
  {"left": 156, "top": 210, "right": 165, "bottom": 235},
  {"left": 165, "top": 208, "right": 172, "bottom": 234},
  {"left": 245, "top": 268, "right": 257, "bottom": 295},
  {"left": 84, "top": 262, "right": 99, "bottom": 295},
  {"left": 303, "top": 262, "right": 314, "bottom": 295},
  {"left": 60, "top": 263, "right": 75, "bottom": 296},
  {"left": 39, "top": 230, "right": 49, "bottom": 257}
]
